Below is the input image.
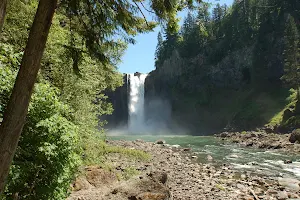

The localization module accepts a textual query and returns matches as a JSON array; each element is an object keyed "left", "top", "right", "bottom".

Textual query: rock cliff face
[
  {"left": 103, "top": 74, "right": 129, "bottom": 129},
  {"left": 145, "top": 45, "right": 287, "bottom": 134}
]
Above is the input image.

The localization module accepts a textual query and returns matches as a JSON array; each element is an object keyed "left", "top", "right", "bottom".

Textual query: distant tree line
[{"left": 155, "top": 0, "right": 300, "bottom": 93}]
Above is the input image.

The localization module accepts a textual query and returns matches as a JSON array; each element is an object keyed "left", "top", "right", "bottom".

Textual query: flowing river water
[{"left": 108, "top": 135, "right": 300, "bottom": 180}]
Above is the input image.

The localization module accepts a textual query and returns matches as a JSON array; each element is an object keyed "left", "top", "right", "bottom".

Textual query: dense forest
[
  {"left": 146, "top": 0, "right": 300, "bottom": 133},
  {"left": 0, "top": 0, "right": 197, "bottom": 199}
]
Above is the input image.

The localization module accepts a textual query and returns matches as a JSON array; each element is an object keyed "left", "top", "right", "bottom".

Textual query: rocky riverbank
[
  {"left": 68, "top": 139, "right": 300, "bottom": 200},
  {"left": 216, "top": 129, "right": 300, "bottom": 153}
]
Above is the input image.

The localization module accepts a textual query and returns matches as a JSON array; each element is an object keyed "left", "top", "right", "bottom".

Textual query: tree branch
[
  {"left": 133, "top": 2, "right": 149, "bottom": 27},
  {"left": 140, "top": 2, "right": 156, "bottom": 14}
]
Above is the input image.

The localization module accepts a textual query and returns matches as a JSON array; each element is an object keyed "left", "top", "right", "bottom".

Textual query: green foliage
[
  {"left": 105, "top": 146, "right": 151, "bottom": 161},
  {"left": 82, "top": 140, "right": 150, "bottom": 166},
  {"left": 0, "top": 43, "right": 21, "bottom": 117},
  {"left": 56, "top": 0, "right": 196, "bottom": 67},
  {"left": 0, "top": 66, "right": 15, "bottom": 116},
  {"left": 0, "top": 65, "right": 81, "bottom": 199},
  {"left": 281, "top": 14, "right": 300, "bottom": 90},
  {"left": 0, "top": 0, "right": 37, "bottom": 49},
  {"left": 122, "top": 167, "right": 139, "bottom": 180},
  {"left": 268, "top": 89, "right": 298, "bottom": 125}
]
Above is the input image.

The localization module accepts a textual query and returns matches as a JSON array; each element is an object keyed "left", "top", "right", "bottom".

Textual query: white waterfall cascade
[{"left": 128, "top": 73, "right": 148, "bottom": 132}]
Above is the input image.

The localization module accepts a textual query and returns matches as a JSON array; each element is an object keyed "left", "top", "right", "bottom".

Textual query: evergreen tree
[
  {"left": 196, "top": 2, "right": 211, "bottom": 46},
  {"left": 181, "top": 12, "right": 196, "bottom": 39},
  {"left": 281, "top": 14, "right": 300, "bottom": 98},
  {"left": 155, "top": 31, "right": 164, "bottom": 68},
  {"left": 197, "top": 2, "right": 210, "bottom": 24}
]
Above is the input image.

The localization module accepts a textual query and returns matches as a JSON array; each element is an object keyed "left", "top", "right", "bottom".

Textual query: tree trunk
[
  {"left": 296, "top": 86, "right": 300, "bottom": 115},
  {"left": 0, "top": 0, "right": 7, "bottom": 32},
  {"left": 0, "top": 0, "right": 57, "bottom": 193}
]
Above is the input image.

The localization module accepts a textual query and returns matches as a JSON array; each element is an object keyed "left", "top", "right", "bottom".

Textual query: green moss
[
  {"left": 82, "top": 139, "right": 151, "bottom": 166},
  {"left": 105, "top": 145, "right": 151, "bottom": 161},
  {"left": 122, "top": 167, "right": 139, "bottom": 180},
  {"left": 282, "top": 116, "right": 300, "bottom": 127},
  {"left": 215, "top": 184, "right": 225, "bottom": 191},
  {"left": 268, "top": 89, "right": 298, "bottom": 126}
]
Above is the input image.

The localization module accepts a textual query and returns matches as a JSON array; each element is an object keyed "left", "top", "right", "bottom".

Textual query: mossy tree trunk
[
  {"left": 0, "top": 0, "right": 57, "bottom": 193},
  {"left": 0, "top": 0, "right": 7, "bottom": 32}
]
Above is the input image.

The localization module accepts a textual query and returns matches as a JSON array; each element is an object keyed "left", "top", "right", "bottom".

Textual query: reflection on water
[{"left": 108, "top": 135, "right": 300, "bottom": 180}]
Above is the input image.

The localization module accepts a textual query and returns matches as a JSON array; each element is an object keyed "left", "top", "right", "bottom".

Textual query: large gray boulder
[{"left": 289, "top": 129, "right": 300, "bottom": 143}]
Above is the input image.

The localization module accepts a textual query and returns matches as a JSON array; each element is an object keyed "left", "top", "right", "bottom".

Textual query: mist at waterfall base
[{"left": 108, "top": 73, "right": 183, "bottom": 136}]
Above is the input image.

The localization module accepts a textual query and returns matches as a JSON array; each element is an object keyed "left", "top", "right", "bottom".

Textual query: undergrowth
[
  {"left": 268, "top": 88, "right": 298, "bottom": 126},
  {"left": 82, "top": 139, "right": 150, "bottom": 166}
]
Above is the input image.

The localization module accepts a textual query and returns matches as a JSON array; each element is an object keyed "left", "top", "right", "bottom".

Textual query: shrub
[{"left": 0, "top": 57, "right": 81, "bottom": 199}]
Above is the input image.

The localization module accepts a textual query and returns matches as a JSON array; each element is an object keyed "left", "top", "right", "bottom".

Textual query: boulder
[
  {"left": 219, "top": 132, "right": 229, "bottom": 138},
  {"left": 85, "top": 166, "right": 117, "bottom": 187},
  {"left": 207, "top": 155, "right": 213, "bottom": 161},
  {"left": 263, "top": 125, "right": 275, "bottom": 133},
  {"left": 183, "top": 148, "right": 191, "bottom": 152},
  {"left": 117, "top": 174, "right": 170, "bottom": 200},
  {"left": 155, "top": 140, "right": 166, "bottom": 144},
  {"left": 278, "top": 177, "right": 300, "bottom": 191},
  {"left": 148, "top": 171, "right": 168, "bottom": 185},
  {"left": 284, "top": 160, "right": 292, "bottom": 164},
  {"left": 289, "top": 129, "right": 300, "bottom": 143}
]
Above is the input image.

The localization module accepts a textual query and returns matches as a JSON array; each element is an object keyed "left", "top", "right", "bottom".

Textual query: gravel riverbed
[{"left": 69, "top": 139, "right": 300, "bottom": 200}]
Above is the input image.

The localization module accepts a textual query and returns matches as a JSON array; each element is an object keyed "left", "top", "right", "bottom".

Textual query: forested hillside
[{"left": 146, "top": 0, "right": 300, "bottom": 134}]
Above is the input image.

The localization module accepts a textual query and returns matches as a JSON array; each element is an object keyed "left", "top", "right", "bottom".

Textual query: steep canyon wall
[{"left": 145, "top": 45, "right": 292, "bottom": 134}]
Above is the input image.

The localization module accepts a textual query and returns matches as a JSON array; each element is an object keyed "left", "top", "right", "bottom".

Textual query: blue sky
[{"left": 117, "top": 0, "right": 234, "bottom": 74}]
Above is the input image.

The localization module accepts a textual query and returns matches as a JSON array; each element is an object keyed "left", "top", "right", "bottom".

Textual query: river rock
[
  {"left": 135, "top": 139, "right": 145, "bottom": 143},
  {"left": 284, "top": 160, "right": 292, "bottom": 164},
  {"left": 183, "top": 148, "right": 191, "bottom": 151},
  {"left": 278, "top": 178, "right": 300, "bottom": 191},
  {"left": 156, "top": 140, "right": 166, "bottom": 144},
  {"left": 136, "top": 192, "right": 170, "bottom": 200},
  {"left": 207, "top": 155, "right": 213, "bottom": 161},
  {"left": 220, "top": 132, "right": 229, "bottom": 138},
  {"left": 277, "top": 191, "right": 288, "bottom": 200},
  {"left": 148, "top": 171, "right": 168, "bottom": 185},
  {"left": 289, "top": 129, "right": 300, "bottom": 143},
  {"left": 240, "top": 174, "right": 246, "bottom": 179},
  {"left": 236, "top": 183, "right": 246, "bottom": 190}
]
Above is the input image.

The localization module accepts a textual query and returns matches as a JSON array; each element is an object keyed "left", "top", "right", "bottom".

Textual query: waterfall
[{"left": 128, "top": 73, "right": 147, "bottom": 132}]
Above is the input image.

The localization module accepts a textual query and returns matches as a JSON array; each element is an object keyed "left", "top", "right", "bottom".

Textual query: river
[{"left": 108, "top": 135, "right": 300, "bottom": 180}]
